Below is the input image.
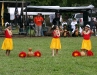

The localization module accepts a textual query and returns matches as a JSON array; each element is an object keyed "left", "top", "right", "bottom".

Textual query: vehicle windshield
[{"left": 76, "top": 14, "right": 83, "bottom": 18}]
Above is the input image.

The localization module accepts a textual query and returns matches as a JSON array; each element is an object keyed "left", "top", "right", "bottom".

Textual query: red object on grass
[
  {"left": 87, "top": 51, "right": 93, "bottom": 56},
  {"left": 34, "top": 51, "right": 41, "bottom": 57},
  {"left": 19, "top": 51, "right": 27, "bottom": 58},
  {"left": 72, "top": 50, "right": 81, "bottom": 57}
]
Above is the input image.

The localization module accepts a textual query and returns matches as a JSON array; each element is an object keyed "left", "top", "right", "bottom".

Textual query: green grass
[{"left": 0, "top": 36, "right": 97, "bottom": 75}]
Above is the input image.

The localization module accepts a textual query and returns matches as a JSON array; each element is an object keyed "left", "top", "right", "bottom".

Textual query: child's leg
[
  {"left": 6, "top": 50, "right": 8, "bottom": 55},
  {"left": 81, "top": 49, "right": 87, "bottom": 52},
  {"left": 7, "top": 50, "right": 10, "bottom": 56},
  {"left": 6, "top": 50, "right": 10, "bottom": 56},
  {"left": 52, "top": 50, "right": 55, "bottom": 56},
  {"left": 56, "top": 49, "right": 58, "bottom": 55}
]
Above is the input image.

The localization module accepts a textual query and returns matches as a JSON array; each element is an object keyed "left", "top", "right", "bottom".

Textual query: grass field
[{"left": 0, "top": 36, "right": 97, "bottom": 75}]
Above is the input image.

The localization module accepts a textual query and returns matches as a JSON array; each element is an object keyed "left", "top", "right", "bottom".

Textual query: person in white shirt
[
  {"left": 72, "top": 24, "right": 82, "bottom": 37},
  {"left": 62, "top": 19, "right": 67, "bottom": 28},
  {"left": 71, "top": 18, "right": 77, "bottom": 33}
]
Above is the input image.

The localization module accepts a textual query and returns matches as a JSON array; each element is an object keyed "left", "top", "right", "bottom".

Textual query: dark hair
[
  {"left": 6, "top": 24, "right": 11, "bottom": 27},
  {"left": 52, "top": 25, "right": 58, "bottom": 30}
]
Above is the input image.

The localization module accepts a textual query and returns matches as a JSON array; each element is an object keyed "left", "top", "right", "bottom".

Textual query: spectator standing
[
  {"left": 34, "top": 13, "right": 44, "bottom": 36},
  {"left": 52, "top": 12, "right": 61, "bottom": 26},
  {"left": 25, "top": 15, "right": 31, "bottom": 35},
  {"left": 71, "top": 18, "right": 77, "bottom": 34}
]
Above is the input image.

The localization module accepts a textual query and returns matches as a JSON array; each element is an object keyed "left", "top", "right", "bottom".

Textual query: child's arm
[
  {"left": 53, "top": 30, "right": 57, "bottom": 36},
  {"left": 81, "top": 28, "right": 84, "bottom": 36},
  {"left": 8, "top": 29, "right": 12, "bottom": 36},
  {"left": 90, "top": 30, "right": 93, "bottom": 33},
  {"left": 81, "top": 31, "right": 84, "bottom": 36},
  {"left": 88, "top": 28, "right": 93, "bottom": 34},
  {"left": 10, "top": 30, "right": 13, "bottom": 36}
]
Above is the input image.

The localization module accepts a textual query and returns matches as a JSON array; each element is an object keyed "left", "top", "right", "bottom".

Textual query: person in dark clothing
[
  {"left": 52, "top": 18, "right": 61, "bottom": 26},
  {"left": 18, "top": 15, "right": 23, "bottom": 28},
  {"left": 52, "top": 12, "right": 61, "bottom": 26},
  {"left": 90, "top": 18, "right": 96, "bottom": 35},
  {"left": 25, "top": 16, "right": 31, "bottom": 35},
  {"left": 18, "top": 15, "right": 24, "bottom": 34}
]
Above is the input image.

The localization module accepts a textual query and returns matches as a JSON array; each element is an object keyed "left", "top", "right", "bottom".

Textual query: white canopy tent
[
  {"left": 8, "top": 5, "right": 94, "bottom": 20},
  {"left": 7, "top": 6, "right": 60, "bottom": 20}
]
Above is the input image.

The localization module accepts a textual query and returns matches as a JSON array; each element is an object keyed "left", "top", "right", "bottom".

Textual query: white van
[{"left": 72, "top": 13, "right": 91, "bottom": 26}]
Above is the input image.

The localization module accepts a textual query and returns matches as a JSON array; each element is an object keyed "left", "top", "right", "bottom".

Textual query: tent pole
[
  {"left": 90, "top": 9, "right": 92, "bottom": 30},
  {"left": 25, "top": 0, "right": 27, "bottom": 35}
]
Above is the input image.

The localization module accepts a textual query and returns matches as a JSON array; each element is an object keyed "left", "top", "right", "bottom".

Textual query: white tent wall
[
  {"left": 8, "top": 7, "right": 21, "bottom": 20},
  {"left": 8, "top": 7, "right": 55, "bottom": 20}
]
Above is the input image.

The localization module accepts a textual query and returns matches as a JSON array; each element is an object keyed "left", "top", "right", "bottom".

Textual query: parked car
[{"left": 69, "top": 13, "right": 91, "bottom": 26}]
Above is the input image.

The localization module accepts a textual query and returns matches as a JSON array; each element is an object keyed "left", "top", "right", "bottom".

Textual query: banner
[
  {"left": 19, "top": 1, "right": 24, "bottom": 28},
  {"left": 14, "top": 5, "right": 19, "bottom": 20},
  {"left": 14, "top": 1, "right": 19, "bottom": 26},
  {"left": 1, "top": 2, "right": 4, "bottom": 26}
]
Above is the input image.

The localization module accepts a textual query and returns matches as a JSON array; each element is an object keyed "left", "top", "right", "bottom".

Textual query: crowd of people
[
  {"left": 9, "top": 12, "right": 97, "bottom": 37},
  {"left": 58, "top": 18, "right": 83, "bottom": 37},
  {"left": 30, "top": 13, "right": 97, "bottom": 37},
  {"left": 49, "top": 13, "right": 97, "bottom": 37}
]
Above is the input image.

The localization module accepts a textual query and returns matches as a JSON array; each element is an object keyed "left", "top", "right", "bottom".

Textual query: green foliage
[
  {"left": 67, "top": 0, "right": 97, "bottom": 7},
  {"left": 0, "top": 37, "right": 97, "bottom": 75},
  {"left": 2, "top": 0, "right": 97, "bottom": 7}
]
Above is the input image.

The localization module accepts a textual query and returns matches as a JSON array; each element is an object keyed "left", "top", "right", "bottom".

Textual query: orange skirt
[
  {"left": 1, "top": 38, "right": 13, "bottom": 50},
  {"left": 81, "top": 39, "right": 91, "bottom": 51},
  {"left": 50, "top": 38, "right": 61, "bottom": 50}
]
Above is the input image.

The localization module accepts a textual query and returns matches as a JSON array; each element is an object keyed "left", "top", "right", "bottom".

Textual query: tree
[{"left": 2, "top": 0, "right": 97, "bottom": 7}]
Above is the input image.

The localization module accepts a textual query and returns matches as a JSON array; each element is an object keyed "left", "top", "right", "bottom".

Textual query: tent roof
[
  {"left": 23, "top": 12, "right": 55, "bottom": 15},
  {"left": 8, "top": 7, "right": 55, "bottom": 16},
  {"left": 24, "top": 5, "right": 94, "bottom": 12}
]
